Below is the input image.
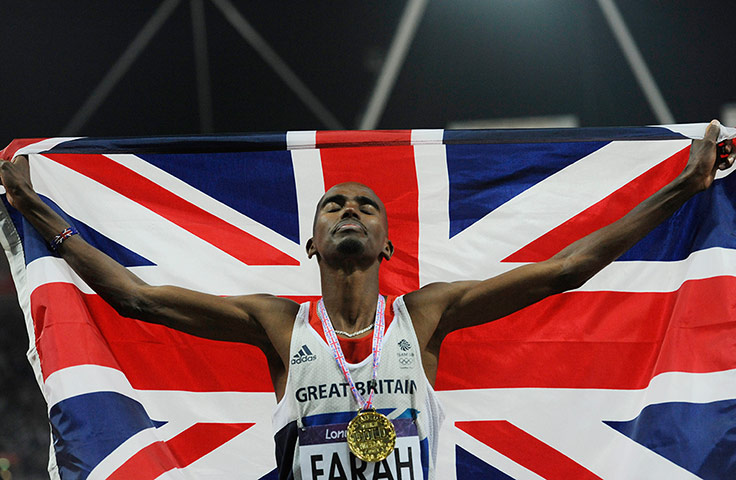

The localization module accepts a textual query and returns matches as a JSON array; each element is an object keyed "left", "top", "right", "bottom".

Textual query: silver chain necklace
[{"left": 333, "top": 322, "right": 375, "bottom": 338}]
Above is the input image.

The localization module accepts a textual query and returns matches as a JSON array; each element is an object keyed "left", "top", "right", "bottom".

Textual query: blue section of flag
[
  {"left": 139, "top": 151, "right": 300, "bottom": 243},
  {"left": 455, "top": 446, "right": 514, "bottom": 479},
  {"left": 443, "top": 126, "right": 688, "bottom": 144},
  {"left": 446, "top": 141, "right": 607, "bottom": 237},
  {"left": 605, "top": 399, "right": 736, "bottom": 480},
  {"left": 49, "top": 391, "right": 161, "bottom": 480},
  {"left": 21, "top": 196, "right": 154, "bottom": 267},
  {"left": 42, "top": 133, "right": 289, "bottom": 154},
  {"left": 616, "top": 166, "right": 736, "bottom": 261}
]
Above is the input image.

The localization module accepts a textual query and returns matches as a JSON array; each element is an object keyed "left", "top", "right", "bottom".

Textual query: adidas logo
[{"left": 291, "top": 344, "right": 317, "bottom": 365}]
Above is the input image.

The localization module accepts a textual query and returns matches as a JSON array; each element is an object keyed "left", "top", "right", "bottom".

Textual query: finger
[
  {"left": 716, "top": 136, "right": 734, "bottom": 163},
  {"left": 719, "top": 153, "right": 736, "bottom": 170},
  {"left": 717, "top": 138, "right": 734, "bottom": 151}
]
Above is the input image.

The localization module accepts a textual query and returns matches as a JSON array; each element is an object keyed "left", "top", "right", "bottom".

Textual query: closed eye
[
  {"left": 356, "top": 196, "right": 380, "bottom": 213},
  {"left": 321, "top": 195, "right": 346, "bottom": 212}
]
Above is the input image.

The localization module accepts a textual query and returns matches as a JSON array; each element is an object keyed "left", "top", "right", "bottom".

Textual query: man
[{"left": 1, "top": 121, "right": 733, "bottom": 479}]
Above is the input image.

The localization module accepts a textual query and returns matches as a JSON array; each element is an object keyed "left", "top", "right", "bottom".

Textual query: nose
[{"left": 341, "top": 202, "right": 360, "bottom": 218}]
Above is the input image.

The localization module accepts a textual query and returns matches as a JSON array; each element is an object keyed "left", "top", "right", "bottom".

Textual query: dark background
[{"left": 1, "top": 1, "right": 734, "bottom": 477}]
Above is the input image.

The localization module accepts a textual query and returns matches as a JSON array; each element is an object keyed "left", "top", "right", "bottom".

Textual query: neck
[{"left": 319, "top": 261, "right": 381, "bottom": 333}]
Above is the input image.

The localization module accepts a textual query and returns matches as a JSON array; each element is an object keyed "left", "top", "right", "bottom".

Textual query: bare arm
[
  {"left": 0, "top": 155, "right": 297, "bottom": 356},
  {"left": 407, "top": 121, "right": 736, "bottom": 353}
]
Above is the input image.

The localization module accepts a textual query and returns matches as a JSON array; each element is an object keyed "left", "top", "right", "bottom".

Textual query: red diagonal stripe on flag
[
  {"left": 456, "top": 420, "right": 602, "bottom": 479},
  {"left": 107, "top": 422, "right": 253, "bottom": 479},
  {"left": 43, "top": 153, "right": 299, "bottom": 265},
  {"left": 504, "top": 147, "right": 689, "bottom": 262}
]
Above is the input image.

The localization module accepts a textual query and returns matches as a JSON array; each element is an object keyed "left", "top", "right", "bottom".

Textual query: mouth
[{"left": 332, "top": 219, "right": 367, "bottom": 234}]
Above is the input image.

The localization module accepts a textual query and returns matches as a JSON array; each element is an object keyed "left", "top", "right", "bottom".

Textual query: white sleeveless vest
[{"left": 272, "top": 296, "right": 444, "bottom": 480}]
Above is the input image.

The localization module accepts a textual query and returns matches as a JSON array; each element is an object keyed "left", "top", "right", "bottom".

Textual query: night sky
[{"left": 1, "top": 0, "right": 734, "bottom": 148}]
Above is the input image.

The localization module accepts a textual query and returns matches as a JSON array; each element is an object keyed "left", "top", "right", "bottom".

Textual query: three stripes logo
[{"left": 291, "top": 344, "right": 317, "bottom": 365}]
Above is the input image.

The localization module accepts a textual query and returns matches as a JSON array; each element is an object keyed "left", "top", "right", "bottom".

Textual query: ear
[
  {"left": 380, "top": 240, "right": 394, "bottom": 261},
  {"left": 306, "top": 237, "right": 317, "bottom": 258}
]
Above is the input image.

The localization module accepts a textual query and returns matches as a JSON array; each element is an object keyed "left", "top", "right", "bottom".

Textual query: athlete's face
[{"left": 307, "top": 182, "right": 393, "bottom": 263}]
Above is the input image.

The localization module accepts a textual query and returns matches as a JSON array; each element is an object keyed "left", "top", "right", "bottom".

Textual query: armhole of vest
[
  {"left": 393, "top": 295, "right": 439, "bottom": 394},
  {"left": 391, "top": 295, "right": 408, "bottom": 334},
  {"left": 384, "top": 294, "right": 403, "bottom": 339}
]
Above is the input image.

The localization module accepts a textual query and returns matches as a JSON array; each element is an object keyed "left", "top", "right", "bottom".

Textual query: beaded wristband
[{"left": 50, "top": 227, "right": 79, "bottom": 252}]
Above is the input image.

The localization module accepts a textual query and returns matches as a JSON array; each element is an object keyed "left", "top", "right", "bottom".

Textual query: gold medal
[{"left": 346, "top": 409, "right": 396, "bottom": 462}]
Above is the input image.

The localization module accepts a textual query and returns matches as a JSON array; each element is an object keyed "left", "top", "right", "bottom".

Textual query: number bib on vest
[{"left": 298, "top": 418, "right": 423, "bottom": 480}]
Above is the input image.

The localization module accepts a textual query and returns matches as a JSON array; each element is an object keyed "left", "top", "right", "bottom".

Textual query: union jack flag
[{"left": 1, "top": 124, "right": 735, "bottom": 479}]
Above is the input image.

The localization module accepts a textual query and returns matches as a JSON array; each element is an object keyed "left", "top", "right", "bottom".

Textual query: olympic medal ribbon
[
  {"left": 317, "top": 295, "right": 397, "bottom": 462},
  {"left": 317, "top": 295, "right": 386, "bottom": 410}
]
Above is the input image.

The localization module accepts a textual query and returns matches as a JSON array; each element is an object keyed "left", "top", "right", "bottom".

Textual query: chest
[{"left": 288, "top": 318, "right": 423, "bottom": 415}]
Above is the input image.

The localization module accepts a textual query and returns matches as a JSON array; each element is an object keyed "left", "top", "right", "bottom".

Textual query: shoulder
[
  {"left": 225, "top": 294, "right": 301, "bottom": 347},
  {"left": 404, "top": 280, "right": 479, "bottom": 316},
  {"left": 227, "top": 294, "right": 301, "bottom": 363},
  {"left": 227, "top": 293, "right": 301, "bottom": 322}
]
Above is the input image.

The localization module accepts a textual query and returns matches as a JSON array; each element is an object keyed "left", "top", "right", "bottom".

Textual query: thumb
[{"left": 704, "top": 119, "right": 721, "bottom": 143}]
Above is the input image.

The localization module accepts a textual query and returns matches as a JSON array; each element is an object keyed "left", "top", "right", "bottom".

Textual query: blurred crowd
[{"left": 0, "top": 254, "right": 49, "bottom": 479}]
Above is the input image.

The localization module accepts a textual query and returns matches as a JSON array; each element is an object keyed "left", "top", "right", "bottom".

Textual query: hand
[
  {"left": 686, "top": 120, "right": 736, "bottom": 191},
  {"left": 0, "top": 155, "right": 33, "bottom": 209}
]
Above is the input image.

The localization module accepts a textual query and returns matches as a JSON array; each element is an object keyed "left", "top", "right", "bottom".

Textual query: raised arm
[
  {"left": 0, "top": 155, "right": 297, "bottom": 357},
  {"left": 407, "top": 121, "right": 735, "bottom": 354}
]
